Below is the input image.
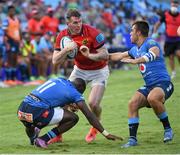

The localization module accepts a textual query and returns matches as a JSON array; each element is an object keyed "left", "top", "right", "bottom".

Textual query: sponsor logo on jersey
[
  {"left": 96, "top": 33, "right": 104, "bottom": 43},
  {"left": 82, "top": 38, "right": 88, "bottom": 45},
  {"left": 139, "top": 63, "right": 146, "bottom": 73},
  {"left": 18, "top": 110, "right": 33, "bottom": 123}
]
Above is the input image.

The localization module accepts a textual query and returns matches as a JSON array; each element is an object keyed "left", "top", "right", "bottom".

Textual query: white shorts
[
  {"left": 69, "top": 65, "right": 109, "bottom": 87},
  {"left": 48, "top": 107, "right": 64, "bottom": 126}
]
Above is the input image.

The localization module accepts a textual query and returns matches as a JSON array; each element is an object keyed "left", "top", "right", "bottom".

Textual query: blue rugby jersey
[
  {"left": 128, "top": 38, "right": 170, "bottom": 86},
  {"left": 26, "top": 78, "right": 85, "bottom": 108}
]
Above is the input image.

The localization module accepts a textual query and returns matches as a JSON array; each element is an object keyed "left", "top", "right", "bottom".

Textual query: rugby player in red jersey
[{"left": 52, "top": 9, "right": 109, "bottom": 143}]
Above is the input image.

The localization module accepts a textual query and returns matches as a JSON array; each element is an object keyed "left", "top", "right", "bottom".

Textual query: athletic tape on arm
[{"left": 143, "top": 51, "right": 156, "bottom": 62}]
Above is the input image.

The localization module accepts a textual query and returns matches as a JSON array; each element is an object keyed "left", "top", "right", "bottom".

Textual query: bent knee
[
  {"left": 71, "top": 113, "right": 79, "bottom": 124},
  {"left": 128, "top": 100, "right": 139, "bottom": 111},
  {"left": 147, "top": 95, "right": 163, "bottom": 104},
  {"left": 89, "top": 102, "right": 100, "bottom": 110}
]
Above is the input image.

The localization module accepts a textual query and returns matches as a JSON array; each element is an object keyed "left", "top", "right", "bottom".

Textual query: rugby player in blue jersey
[
  {"left": 17, "top": 78, "right": 121, "bottom": 148},
  {"left": 110, "top": 21, "right": 174, "bottom": 148}
]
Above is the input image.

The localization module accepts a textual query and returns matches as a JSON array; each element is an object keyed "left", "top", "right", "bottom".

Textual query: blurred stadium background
[
  {"left": 0, "top": 0, "right": 180, "bottom": 154},
  {"left": 0, "top": 0, "right": 176, "bottom": 87}
]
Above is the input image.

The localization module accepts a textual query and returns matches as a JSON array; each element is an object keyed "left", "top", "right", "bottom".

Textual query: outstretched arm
[
  {"left": 121, "top": 46, "right": 160, "bottom": 64},
  {"left": 77, "top": 101, "right": 123, "bottom": 141},
  {"left": 109, "top": 51, "right": 129, "bottom": 61}
]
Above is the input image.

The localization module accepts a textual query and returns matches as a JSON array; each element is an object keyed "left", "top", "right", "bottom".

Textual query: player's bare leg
[
  {"left": 85, "top": 85, "right": 105, "bottom": 143},
  {"left": 147, "top": 88, "right": 173, "bottom": 143},
  {"left": 35, "top": 110, "right": 79, "bottom": 148},
  {"left": 122, "top": 92, "right": 147, "bottom": 148}
]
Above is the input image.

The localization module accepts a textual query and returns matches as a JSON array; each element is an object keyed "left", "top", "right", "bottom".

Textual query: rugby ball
[{"left": 60, "top": 36, "right": 78, "bottom": 59}]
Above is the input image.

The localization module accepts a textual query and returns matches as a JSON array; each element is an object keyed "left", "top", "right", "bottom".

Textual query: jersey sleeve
[
  {"left": 90, "top": 26, "right": 105, "bottom": 49},
  {"left": 146, "top": 39, "right": 159, "bottom": 49},
  {"left": 70, "top": 89, "right": 85, "bottom": 104},
  {"left": 128, "top": 47, "right": 136, "bottom": 59}
]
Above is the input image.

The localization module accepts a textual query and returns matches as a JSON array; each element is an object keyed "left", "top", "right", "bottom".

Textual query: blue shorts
[
  {"left": 0, "top": 45, "right": 6, "bottom": 60},
  {"left": 7, "top": 38, "right": 19, "bottom": 53},
  {"left": 17, "top": 100, "right": 54, "bottom": 129},
  {"left": 138, "top": 81, "right": 174, "bottom": 101}
]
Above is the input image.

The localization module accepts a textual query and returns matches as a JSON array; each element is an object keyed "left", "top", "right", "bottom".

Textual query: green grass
[{"left": 0, "top": 64, "right": 180, "bottom": 154}]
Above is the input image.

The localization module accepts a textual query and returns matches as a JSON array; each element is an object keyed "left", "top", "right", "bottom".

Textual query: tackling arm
[
  {"left": 121, "top": 46, "right": 160, "bottom": 64},
  {"left": 77, "top": 101, "right": 122, "bottom": 140},
  {"left": 109, "top": 51, "right": 129, "bottom": 61}
]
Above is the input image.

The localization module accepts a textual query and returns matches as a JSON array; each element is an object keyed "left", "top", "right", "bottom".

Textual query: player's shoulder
[
  {"left": 129, "top": 45, "right": 137, "bottom": 54},
  {"left": 56, "top": 29, "right": 68, "bottom": 38},
  {"left": 146, "top": 38, "right": 158, "bottom": 46},
  {"left": 83, "top": 24, "right": 99, "bottom": 32},
  {"left": 83, "top": 24, "right": 103, "bottom": 42},
  {"left": 130, "top": 46, "right": 137, "bottom": 50},
  {"left": 59, "top": 29, "right": 68, "bottom": 35}
]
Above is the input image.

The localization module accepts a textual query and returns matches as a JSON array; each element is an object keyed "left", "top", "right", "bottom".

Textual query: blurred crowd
[{"left": 0, "top": 0, "right": 169, "bottom": 87}]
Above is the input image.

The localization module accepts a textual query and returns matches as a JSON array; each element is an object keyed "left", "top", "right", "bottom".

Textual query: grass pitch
[{"left": 0, "top": 64, "right": 180, "bottom": 154}]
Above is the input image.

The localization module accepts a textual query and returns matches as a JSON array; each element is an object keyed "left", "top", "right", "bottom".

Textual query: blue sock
[
  {"left": 157, "top": 112, "right": 171, "bottom": 130},
  {"left": 40, "top": 127, "right": 60, "bottom": 142},
  {"left": 128, "top": 117, "right": 139, "bottom": 140}
]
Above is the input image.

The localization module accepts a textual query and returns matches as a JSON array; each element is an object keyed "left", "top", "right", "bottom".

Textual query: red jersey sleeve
[{"left": 86, "top": 25, "right": 105, "bottom": 49}]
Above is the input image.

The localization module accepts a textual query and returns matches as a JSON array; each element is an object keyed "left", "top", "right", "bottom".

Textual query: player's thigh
[
  {"left": 90, "top": 65, "right": 109, "bottom": 87},
  {"left": 68, "top": 66, "right": 87, "bottom": 82},
  {"left": 149, "top": 81, "right": 174, "bottom": 102},
  {"left": 129, "top": 91, "right": 148, "bottom": 109},
  {"left": 60, "top": 109, "right": 79, "bottom": 124},
  {"left": 88, "top": 85, "right": 105, "bottom": 106},
  {"left": 69, "top": 65, "right": 109, "bottom": 86},
  {"left": 48, "top": 107, "right": 64, "bottom": 126},
  {"left": 18, "top": 101, "right": 53, "bottom": 129},
  {"left": 147, "top": 87, "right": 165, "bottom": 103}
]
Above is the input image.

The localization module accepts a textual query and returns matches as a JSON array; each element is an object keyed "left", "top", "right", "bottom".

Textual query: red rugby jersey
[
  {"left": 55, "top": 24, "right": 108, "bottom": 70},
  {"left": 164, "top": 11, "right": 180, "bottom": 37}
]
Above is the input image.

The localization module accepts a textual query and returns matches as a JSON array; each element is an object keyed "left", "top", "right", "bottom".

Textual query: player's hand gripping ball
[{"left": 60, "top": 36, "right": 78, "bottom": 59}]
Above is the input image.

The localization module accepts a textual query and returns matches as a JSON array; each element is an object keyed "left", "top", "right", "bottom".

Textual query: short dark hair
[
  {"left": 72, "top": 78, "right": 86, "bottom": 94},
  {"left": 132, "top": 21, "right": 149, "bottom": 37},
  {"left": 66, "top": 9, "right": 81, "bottom": 20}
]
